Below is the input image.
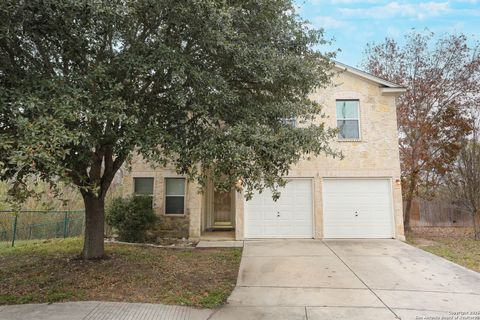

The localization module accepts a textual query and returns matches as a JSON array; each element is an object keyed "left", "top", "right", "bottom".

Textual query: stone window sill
[
  {"left": 337, "top": 139, "right": 362, "bottom": 142},
  {"left": 161, "top": 213, "right": 186, "bottom": 217}
]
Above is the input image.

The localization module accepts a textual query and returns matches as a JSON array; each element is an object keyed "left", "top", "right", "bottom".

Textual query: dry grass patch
[
  {"left": 407, "top": 234, "right": 480, "bottom": 273},
  {"left": 0, "top": 238, "right": 242, "bottom": 308}
]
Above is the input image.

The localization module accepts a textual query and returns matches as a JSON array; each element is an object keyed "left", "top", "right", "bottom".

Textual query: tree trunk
[
  {"left": 403, "top": 176, "right": 416, "bottom": 232},
  {"left": 473, "top": 210, "right": 480, "bottom": 241},
  {"left": 82, "top": 193, "right": 105, "bottom": 259}
]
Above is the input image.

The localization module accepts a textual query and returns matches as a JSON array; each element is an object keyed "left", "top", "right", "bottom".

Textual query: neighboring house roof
[{"left": 334, "top": 61, "right": 407, "bottom": 95}]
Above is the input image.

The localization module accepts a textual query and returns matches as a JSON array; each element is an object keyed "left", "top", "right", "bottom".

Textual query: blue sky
[{"left": 295, "top": 0, "right": 480, "bottom": 67}]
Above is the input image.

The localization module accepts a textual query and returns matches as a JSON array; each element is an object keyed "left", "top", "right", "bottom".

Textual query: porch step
[
  {"left": 201, "top": 230, "right": 236, "bottom": 241},
  {"left": 213, "top": 221, "right": 233, "bottom": 226},
  {"left": 211, "top": 222, "right": 234, "bottom": 231},
  {"left": 209, "top": 228, "right": 235, "bottom": 232},
  {"left": 206, "top": 225, "right": 234, "bottom": 232}
]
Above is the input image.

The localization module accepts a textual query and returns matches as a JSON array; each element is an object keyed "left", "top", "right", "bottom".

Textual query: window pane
[
  {"left": 337, "top": 120, "right": 360, "bottom": 139},
  {"left": 336, "top": 101, "right": 359, "bottom": 119},
  {"left": 280, "top": 118, "right": 296, "bottom": 127},
  {"left": 165, "top": 196, "right": 184, "bottom": 214},
  {"left": 134, "top": 178, "right": 154, "bottom": 195},
  {"left": 166, "top": 178, "right": 185, "bottom": 196}
]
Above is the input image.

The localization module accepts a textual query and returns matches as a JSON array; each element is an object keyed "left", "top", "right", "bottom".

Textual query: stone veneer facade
[
  {"left": 122, "top": 161, "right": 203, "bottom": 239},
  {"left": 122, "top": 66, "right": 405, "bottom": 240}
]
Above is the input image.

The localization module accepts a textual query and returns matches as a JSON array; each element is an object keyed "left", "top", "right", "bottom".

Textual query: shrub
[{"left": 106, "top": 196, "right": 156, "bottom": 243}]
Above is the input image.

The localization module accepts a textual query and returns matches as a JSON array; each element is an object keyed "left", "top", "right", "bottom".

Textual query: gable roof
[{"left": 334, "top": 61, "right": 407, "bottom": 95}]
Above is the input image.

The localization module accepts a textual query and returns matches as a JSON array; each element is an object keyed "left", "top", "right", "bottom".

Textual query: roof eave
[
  {"left": 333, "top": 61, "right": 405, "bottom": 90},
  {"left": 380, "top": 87, "right": 407, "bottom": 96}
]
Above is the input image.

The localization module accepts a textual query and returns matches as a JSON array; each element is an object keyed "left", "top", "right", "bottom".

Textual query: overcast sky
[{"left": 295, "top": 0, "right": 480, "bottom": 68}]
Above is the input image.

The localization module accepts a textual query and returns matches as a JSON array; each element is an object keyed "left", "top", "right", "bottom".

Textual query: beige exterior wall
[
  {"left": 122, "top": 157, "right": 203, "bottom": 239},
  {"left": 123, "top": 69, "right": 405, "bottom": 241},
  {"left": 235, "top": 70, "right": 404, "bottom": 240}
]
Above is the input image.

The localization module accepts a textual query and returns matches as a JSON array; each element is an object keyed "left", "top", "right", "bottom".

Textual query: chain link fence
[{"left": 0, "top": 210, "right": 85, "bottom": 247}]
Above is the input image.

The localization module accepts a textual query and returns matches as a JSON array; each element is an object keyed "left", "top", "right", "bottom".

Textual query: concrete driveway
[{"left": 210, "top": 239, "right": 480, "bottom": 320}]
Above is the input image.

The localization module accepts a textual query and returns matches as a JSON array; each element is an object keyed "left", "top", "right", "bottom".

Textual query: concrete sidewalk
[{"left": 0, "top": 301, "right": 213, "bottom": 320}]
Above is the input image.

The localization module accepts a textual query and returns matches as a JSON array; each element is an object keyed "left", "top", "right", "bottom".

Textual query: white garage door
[
  {"left": 245, "top": 179, "right": 313, "bottom": 238},
  {"left": 323, "top": 179, "right": 394, "bottom": 238}
]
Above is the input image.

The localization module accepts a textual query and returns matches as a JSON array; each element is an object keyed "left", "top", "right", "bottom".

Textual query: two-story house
[{"left": 122, "top": 62, "right": 406, "bottom": 241}]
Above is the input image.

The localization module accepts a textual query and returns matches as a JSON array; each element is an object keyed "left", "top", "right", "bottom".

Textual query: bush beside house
[{"left": 106, "top": 196, "right": 156, "bottom": 243}]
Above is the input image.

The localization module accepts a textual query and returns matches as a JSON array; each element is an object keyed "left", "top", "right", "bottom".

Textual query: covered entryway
[
  {"left": 322, "top": 178, "right": 394, "bottom": 238},
  {"left": 203, "top": 179, "right": 235, "bottom": 238},
  {"left": 244, "top": 179, "right": 313, "bottom": 238},
  {"left": 211, "top": 189, "right": 234, "bottom": 230}
]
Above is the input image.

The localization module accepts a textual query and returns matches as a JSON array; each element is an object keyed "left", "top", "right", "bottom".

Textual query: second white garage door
[
  {"left": 323, "top": 179, "right": 394, "bottom": 238},
  {"left": 244, "top": 179, "right": 313, "bottom": 238}
]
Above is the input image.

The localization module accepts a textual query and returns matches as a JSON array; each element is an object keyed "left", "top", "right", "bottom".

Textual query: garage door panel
[
  {"left": 248, "top": 225, "right": 262, "bottom": 236},
  {"left": 323, "top": 179, "right": 393, "bottom": 239},
  {"left": 245, "top": 179, "right": 313, "bottom": 238}
]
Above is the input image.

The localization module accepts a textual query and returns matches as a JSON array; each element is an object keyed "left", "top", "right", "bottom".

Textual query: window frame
[
  {"left": 280, "top": 117, "right": 297, "bottom": 128},
  {"left": 133, "top": 177, "right": 155, "bottom": 196},
  {"left": 133, "top": 177, "right": 155, "bottom": 209},
  {"left": 335, "top": 99, "right": 361, "bottom": 141},
  {"left": 163, "top": 177, "right": 187, "bottom": 216}
]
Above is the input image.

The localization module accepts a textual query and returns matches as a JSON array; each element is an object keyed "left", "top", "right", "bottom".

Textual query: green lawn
[
  {"left": 0, "top": 238, "right": 242, "bottom": 308},
  {"left": 407, "top": 235, "right": 480, "bottom": 273}
]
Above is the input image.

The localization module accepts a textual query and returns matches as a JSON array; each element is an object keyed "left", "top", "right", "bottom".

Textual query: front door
[{"left": 212, "top": 190, "right": 234, "bottom": 230}]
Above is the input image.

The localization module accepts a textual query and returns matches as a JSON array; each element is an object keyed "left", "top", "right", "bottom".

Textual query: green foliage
[
  {"left": 0, "top": 0, "right": 336, "bottom": 200},
  {"left": 198, "top": 288, "right": 232, "bottom": 308},
  {"left": 0, "top": 237, "right": 82, "bottom": 255},
  {"left": 0, "top": 0, "right": 337, "bottom": 257},
  {"left": 106, "top": 196, "right": 156, "bottom": 243}
]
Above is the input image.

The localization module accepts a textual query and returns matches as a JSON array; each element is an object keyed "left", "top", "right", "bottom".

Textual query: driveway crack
[{"left": 323, "top": 241, "right": 401, "bottom": 320}]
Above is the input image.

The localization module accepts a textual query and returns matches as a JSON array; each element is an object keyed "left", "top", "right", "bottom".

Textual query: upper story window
[
  {"left": 134, "top": 177, "right": 154, "bottom": 196},
  {"left": 336, "top": 100, "right": 360, "bottom": 140},
  {"left": 165, "top": 178, "right": 186, "bottom": 215}
]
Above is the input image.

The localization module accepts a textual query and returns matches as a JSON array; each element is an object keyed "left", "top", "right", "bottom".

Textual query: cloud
[
  {"left": 306, "top": 0, "right": 383, "bottom": 4},
  {"left": 338, "top": 1, "right": 450, "bottom": 20},
  {"left": 330, "top": 0, "right": 383, "bottom": 3},
  {"left": 313, "top": 15, "right": 347, "bottom": 28},
  {"left": 386, "top": 26, "right": 401, "bottom": 37}
]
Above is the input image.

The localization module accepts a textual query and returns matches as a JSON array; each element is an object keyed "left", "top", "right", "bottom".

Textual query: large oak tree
[
  {"left": 0, "top": 0, "right": 337, "bottom": 258},
  {"left": 362, "top": 31, "right": 480, "bottom": 230}
]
